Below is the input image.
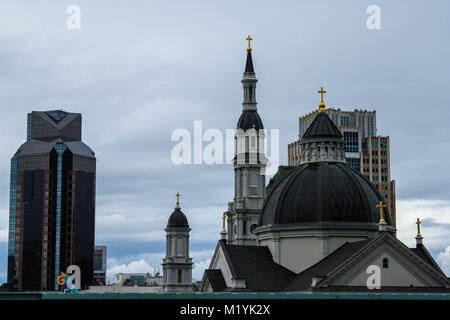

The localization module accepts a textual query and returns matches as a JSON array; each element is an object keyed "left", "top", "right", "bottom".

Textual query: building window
[
  {"left": 383, "top": 258, "right": 389, "bottom": 269},
  {"left": 178, "top": 269, "right": 182, "bottom": 283},
  {"left": 344, "top": 132, "right": 359, "bottom": 153}
]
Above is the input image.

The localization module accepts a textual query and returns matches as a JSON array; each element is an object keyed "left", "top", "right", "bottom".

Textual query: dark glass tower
[{"left": 7, "top": 110, "right": 96, "bottom": 291}]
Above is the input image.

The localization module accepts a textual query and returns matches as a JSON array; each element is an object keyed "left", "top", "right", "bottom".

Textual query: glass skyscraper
[{"left": 7, "top": 110, "right": 96, "bottom": 291}]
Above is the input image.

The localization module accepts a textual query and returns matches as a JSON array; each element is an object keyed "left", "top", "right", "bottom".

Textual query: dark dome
[
  {"left": 237, "top": 110, "right": 264, "bottom": 131},
  {"left": 302, "top": 112, "right": 343, "bottom": 140},
  {"left": 260, "top": 162, "right": 391, "bottom": 226},
  {"left": 167, "top": 207, "right": 189, "bottom": 228}
]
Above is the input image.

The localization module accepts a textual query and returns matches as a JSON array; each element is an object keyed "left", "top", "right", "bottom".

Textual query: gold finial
[
  {"left": 176, "top": 192, "right": 180, "bottom": 206},
  {"left": 221, "top": 212, "right": 226, "bottom": 232},
  {"left": 318, "top": 87, "right": 326, "bottom": 112},
  {"left": 416, "top": 218, "right": 421, "bottom": 237},
  {"left": 246, "top": 35, "right": 253, "bottom": 52},
  {"left": 376, "top": 201, "right": 387, "bottom": 223}
]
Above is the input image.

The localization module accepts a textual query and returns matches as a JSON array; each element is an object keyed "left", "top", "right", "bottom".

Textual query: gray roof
[
  {"left": 202, "top": 269, "right": 227, "bottom": 292},
  {"left": 34, "top": 111, "right": 81, "bottom": 130},
  {"left": 302, "top": 112, "right": 343, "bottom": 140},
  {"left": 218, "top": 241, "right": 296, "bottom": 292},
  {"left": 16, "top": 139, "right": 95, "bottom": 158}
]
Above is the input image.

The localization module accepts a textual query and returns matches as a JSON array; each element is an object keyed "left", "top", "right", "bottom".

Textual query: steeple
[
  {"left": 228, "top": 36, "right": 267, "bottom": 246},
  {"left": 241, "top": 35, "right": 258, "bottom": 112},
  {"left": 245, "top": 35, "right": 254, "bottom": 73}
]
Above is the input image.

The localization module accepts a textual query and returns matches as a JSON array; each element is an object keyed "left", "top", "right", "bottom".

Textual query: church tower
[
  {"left": 226, "top": 36, "right": 268, "bottom": 245},
  {"left": 162, "top": 193, "right": 193, "bottom": 292}
]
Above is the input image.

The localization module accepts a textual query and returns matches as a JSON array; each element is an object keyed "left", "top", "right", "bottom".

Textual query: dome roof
[
  {"left": 237, "top": 110, "right": 264, "bottom": 131},
  {"left": 260, "top": 162, "right": 391, "bottom": 226},
  {"left": 167, "top": 207, "right": 189, "bottom": 228},
  {"left": 302, "top": 112, "right": 343, "bottom": 140}
]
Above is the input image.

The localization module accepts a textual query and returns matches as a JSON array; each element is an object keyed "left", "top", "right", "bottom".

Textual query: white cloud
[
  {"left": 192, "top": 258, "right": 211, "bottom": 282},
  {"left": 396, "top": 200, "right": 450, "bottom": 251},
  {"left": 106, "top": 250, "right": 214, "bottom": 284},
  {"left": 108, "top": 259, "right": 155, "bottom": 279},
  {"left": 437, "top": 246, "right": 450, "bottom": 276}
]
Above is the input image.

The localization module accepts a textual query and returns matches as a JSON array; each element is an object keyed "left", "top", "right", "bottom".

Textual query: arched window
[{"left": 382, "top": 258, "right": 389, "bottom": 269}]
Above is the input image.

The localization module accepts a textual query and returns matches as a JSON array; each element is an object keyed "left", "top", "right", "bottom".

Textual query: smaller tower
[{"left": 162, "top": 193, "right": 193, "bottom": 292}]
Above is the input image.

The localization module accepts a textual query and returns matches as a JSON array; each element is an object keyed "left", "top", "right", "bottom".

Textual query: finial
[
  {"left": 318, "top": 87, "right": 326, "bottom": 112},
  {"left": 176, "top": 192, "right": 180, "bottom": 206},
  {"left": 246, "top": 35, "right": 253, "bottom": 52},
  {"left": 221, "top": 212, "right": 226, "bottom": 232},
  {"left": 416, "top": 218, "right": 421, "bottom": 237},
  {"left": 376, "top": 201, "right": 387, "bottom": 223}
]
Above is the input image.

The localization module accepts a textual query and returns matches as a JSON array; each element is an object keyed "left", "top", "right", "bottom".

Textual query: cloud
[
  {"left": 107, "top": 259, "right": 155, "bottom": 280},
  {"left": 437, "top": 246, "right": 450, "bottom": 276},
  {"left": 106, "top": 250, "right": 214, "bottom": 284},
  {"left": 396, "top": 200, "right": 450, "bottom": 251},
  {"left": 0, "top": 1, "right": 449, "bottom": 287}
]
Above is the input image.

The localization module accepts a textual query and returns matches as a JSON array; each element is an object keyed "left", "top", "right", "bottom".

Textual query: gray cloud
[{"left": 0, "top": 1, "right": 449, "bottom": 283}]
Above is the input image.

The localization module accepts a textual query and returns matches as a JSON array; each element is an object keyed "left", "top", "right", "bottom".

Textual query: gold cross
[
  {"left": 222, "top": 212, "right": 226, "bottom": 232},
  {"left": 246, "top": 35, "right": 253, "bottom": 52},
  {"left": 318, "top": 87, "right": 326, "bottom": 112},
  {"left": 376, "top": 201, "right": 387, "bottom": 223},
  {"left": 416, "top": 218, "right": 421, "bottom": 237},
  {"left": 176, "top": 192, "right": 180, "bottom": 205}
]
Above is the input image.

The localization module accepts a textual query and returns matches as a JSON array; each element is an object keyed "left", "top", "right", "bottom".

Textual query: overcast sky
[{"left": 0, "top": 1, "right": 449, "bottom": 283}]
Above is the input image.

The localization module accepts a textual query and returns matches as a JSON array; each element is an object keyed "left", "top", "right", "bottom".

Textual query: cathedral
[{"left": 163, "top": 37, "right": 449, "bottom": 293}]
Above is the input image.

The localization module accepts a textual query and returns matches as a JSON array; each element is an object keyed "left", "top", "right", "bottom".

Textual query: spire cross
[
  {"left": 318, "top": 86, "right": 326, "bottom": 112},
  {"left": 221, "top": 212, "right": 226, "bottom": 232},
  {"left": 376, "top": 201, "right": 387, "bottom": 223},
  {"left": 176, "top": 192, "right": 180, "bottom": 206},
  {"left": 246, "top": 35, "right": 253, "bottom": 52},
  {"left": 416, "top": 218, "right": 421, "bottom": 237}
]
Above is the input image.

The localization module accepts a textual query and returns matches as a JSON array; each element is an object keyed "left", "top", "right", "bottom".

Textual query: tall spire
[
  {"left": 245, "top": 35, "right": 254, "bottom": 73},
  {"left": 241, "top": 35, "right": 257, "bottom": 112}
]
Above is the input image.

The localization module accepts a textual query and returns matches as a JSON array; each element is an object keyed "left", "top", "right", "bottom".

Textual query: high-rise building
[
  {"left": 93, "top": 245, "right": 107, "bottom": 285},
  {"left": 7, "top": 110, "right": 96, "bottom": 291},
  {"left": 288, "top": 108, "right": 396, "bottom": 229},
  {"left": 361, "top": 136, "right": 396, "bottom": 230}
]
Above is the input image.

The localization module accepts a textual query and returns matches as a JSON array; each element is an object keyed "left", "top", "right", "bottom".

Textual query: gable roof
[
  {"left": 316, "top": 233, "right": 448, "bottom": 290},
  {"left": 210, "top": 241, "right": 296, "bottom": 291},
  {"left": 410, "top": 244, "right": 447, "bottom": 277},
  {"left": 284, "top": 239, "right": 372, "bottom": 291},
  {"left": 201, "top": 269, "right": 227, "bottom": 292},
  {"left": 286, "top": 232, "right": 449, "bottom": 292}
]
